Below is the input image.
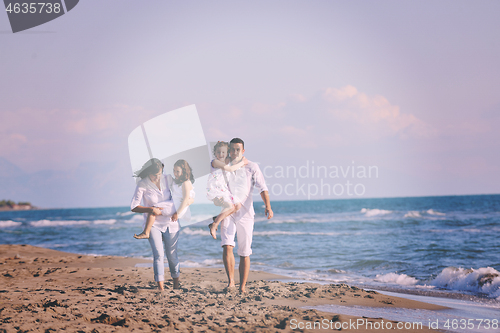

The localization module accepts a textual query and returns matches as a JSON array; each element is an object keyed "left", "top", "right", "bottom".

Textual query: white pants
[{"left": 220, "top": 215, "right": 254, "bottom": 257}]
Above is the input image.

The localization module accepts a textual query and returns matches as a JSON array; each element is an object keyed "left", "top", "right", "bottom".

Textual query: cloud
[
  {"left": 278, "top": 125, "right": 317, "bottom": 148},
  {"left": 10, "top": 133, "right": 27, "bottom": 143},
  {"left": 0, "top": 105, "right": 158, "bottom": 172},
  {"left": 199, "top": 85, "right": 433, "bottom": 154},
  {"left": 324, "top": 85, "right": 358, "bottom": 101},
  {"left": 322, "top": 85, "right": 434, "bottom": 139}
]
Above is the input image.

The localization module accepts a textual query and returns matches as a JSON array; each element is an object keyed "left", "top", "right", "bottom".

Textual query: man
[{"left": 218, "top": 138, "right": 273, "bottom": 293}]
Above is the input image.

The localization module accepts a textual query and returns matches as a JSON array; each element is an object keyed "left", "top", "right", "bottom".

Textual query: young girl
[
  {"left": 207, "top": 141, "right": 247, "bottom": 239},
  {"left": 169, "top": 159, "right": 196, "bottom": 225},
  {"left": 134, "top": 159, "right": 195, "bottom": 239}
]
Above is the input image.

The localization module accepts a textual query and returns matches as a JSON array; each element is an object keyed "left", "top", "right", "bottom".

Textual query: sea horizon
[{"left": 4, "top": 192, "right": 499, "bottom": 211}]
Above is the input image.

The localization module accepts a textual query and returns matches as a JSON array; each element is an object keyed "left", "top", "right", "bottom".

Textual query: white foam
[
  {"left": 124, "top": 214, "right": 144, "bottom": 223},
  {"left": 182, "top": 227, "right": 342, "bottom": 237},
  {"left": 462, "top": 228, "right": 482, "bottom": 233},
  {"left": 200, "top": 258, "right": 222, "bottom": 266},
  {"left": 404, "top": 211, "right": 422, "bottom": 218},
  {"left": 189, "top": 214, "right": 216, "bottom": 223},
  {"left": 427, "top": 209, "right": 445, "bottom": 216},
  {"left": 427, "top": 229, "right": 455, "bottom": 233},
  {"left": 431, "top": 267, "right": 500, "bottom": 299},
  {"left": 182, "top": 227, "right": 210, "bottom": 236},
  {"left": 266, "top": 218, "right": 304, "bottom": 224},
  {"left": 265, "top": 214, "right": 329, "bottom": 224},
  {"left": 180, "top": 258, "right": 222, "bottom": 267},
  {"left": 360, "top": 208, "right": 392, "bottom": 217},
  {"left": 253, "top": 230, "right": 341, "bottom": 236},
  {"left": 405, "top": 209, "right": 447, "bottom": 219},
  {"left": 30, "top": 220, "right": 90, "bottom": 227},
  {"left": 117, "top": 211, "right": 134, "bottom": 216},
  {"left": 310, "top": 301, "right": 498, "bottom": 333},
  {"left": 0, "top": 220, "right": 22, "bottom": 228},
  {"left": 93, "top": 219, "right": 117, "bottom": 225},
  {"left": 375, "top": 273, "right": 418, "bottom": 286}
]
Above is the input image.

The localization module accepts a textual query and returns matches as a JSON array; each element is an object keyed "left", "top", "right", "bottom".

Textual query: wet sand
[{"left": 0, "top": 244, "right": 446, "bottom": 332}]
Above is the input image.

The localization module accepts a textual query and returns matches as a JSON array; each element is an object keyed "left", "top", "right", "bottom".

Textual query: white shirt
[
  {"left": 228, "top": 160, "right": 269, "bottom": 220},
  {"left": 130, "top": 175, "right": 180, "bottom": 233}
]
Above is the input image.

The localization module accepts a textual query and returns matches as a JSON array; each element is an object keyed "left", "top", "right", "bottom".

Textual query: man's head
[{"left": 229, "top": 138, "right": 245, "bottom": 161}]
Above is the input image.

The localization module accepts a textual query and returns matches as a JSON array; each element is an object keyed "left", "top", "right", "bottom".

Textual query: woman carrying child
[{"left": 130, "top": 158, "right": 195, "bottom": 290}]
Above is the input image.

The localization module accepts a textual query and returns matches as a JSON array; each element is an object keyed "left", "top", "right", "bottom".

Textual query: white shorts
[{"left": 220, "top": 215, "right": 254, "bottom": 257}]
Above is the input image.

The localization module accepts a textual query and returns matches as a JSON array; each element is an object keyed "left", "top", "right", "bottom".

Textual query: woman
[{"left": 130, "top": 158, "right": 193, "bottom": 290}]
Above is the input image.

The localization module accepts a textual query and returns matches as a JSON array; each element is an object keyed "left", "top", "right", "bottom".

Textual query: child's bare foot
[
  {"left": 208, "top": 222, "right": 218, "bottom": 239},
  {"left": 133, "top": 232, "right": 149, "bottom": 239}
]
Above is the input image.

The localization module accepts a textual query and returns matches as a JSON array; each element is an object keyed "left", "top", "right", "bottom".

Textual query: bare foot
[
  {"left": 173, "top": 278, "right": 180, "bottom": 289},
  {"left": 134, "top": 232, "right": 149, "bottom": 239},
  {"left": 158, "top": 281, "right": 164, "bottom": 291},
  {"left": 223, "top": 282, "right": 236, "bottom": 292},
  {"left": 208, "top": 222, "right": 218, "bottom": 239},
  {"left": 223, "top": 285, "right": 236, "bottom": 293},
  {"left": 239, "top": 287, "right": 246, "bottom": 294}
]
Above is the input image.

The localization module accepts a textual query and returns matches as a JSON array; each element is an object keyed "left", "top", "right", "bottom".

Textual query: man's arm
[
  {"left": 260, "top": 190, "right": 273, "bottom": 219},
  {"left": 212, "top": 157, "right": 247, "bottom": 172},
  {"left": 251, "top": 162, "right": 273, "bottom": 219}
]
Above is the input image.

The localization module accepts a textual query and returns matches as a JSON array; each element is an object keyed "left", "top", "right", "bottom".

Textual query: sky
[{"left": 1, "top": 0, "right": 499, "bottom": 208}]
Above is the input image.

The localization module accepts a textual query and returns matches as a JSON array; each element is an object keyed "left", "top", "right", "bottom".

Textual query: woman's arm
[
  {"left": 174, "top": 180, "right": 193, "bottom": 216},
  {"left": 131, "top": 205, "right": 162, "bottom": 215},
  {"left": 130, "top": 185, "right": 162, "bottom": 215},
  {"left": 212, "top": 157, "right": 247, "bottom": 172}
]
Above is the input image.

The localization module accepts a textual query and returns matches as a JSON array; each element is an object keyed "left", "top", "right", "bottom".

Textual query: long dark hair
[
  {"left": 173, "top": 159, "right": 195, "bottom": 185},
  {"left": 134, "top": 158, "right": 164, "bottom": 179}
]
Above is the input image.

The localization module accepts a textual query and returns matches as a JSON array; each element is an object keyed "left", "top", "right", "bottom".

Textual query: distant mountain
[{"left": 0, "top": 157, "right": 27, "bottom": 178}]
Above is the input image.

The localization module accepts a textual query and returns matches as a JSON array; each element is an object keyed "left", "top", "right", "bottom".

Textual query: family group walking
[{"left": 130, "top": 138, "right": 273, "bottom": 293}]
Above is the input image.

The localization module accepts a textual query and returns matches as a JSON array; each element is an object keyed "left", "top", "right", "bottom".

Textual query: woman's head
[
  {"left": 213, "top": 141, "right": 229, "bottom": 161},
  {"left": 135, "top": 158, "right": 164, "bottom": 180},
  {"left": 173, "top": 159, "right": 195, "bottom": 184}
]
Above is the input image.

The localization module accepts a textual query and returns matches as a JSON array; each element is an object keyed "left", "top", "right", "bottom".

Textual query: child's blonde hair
[{"left": 213, "top": 141, "right": 229, "bottom": 156}]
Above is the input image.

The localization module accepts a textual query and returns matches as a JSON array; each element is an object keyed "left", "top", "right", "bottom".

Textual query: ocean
[{"left": 1, "top": 194, "right": 499, "bottom": 302}]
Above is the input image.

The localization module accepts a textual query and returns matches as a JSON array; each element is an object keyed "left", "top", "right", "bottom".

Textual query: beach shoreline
[{"left": 0, "top": 244, "right": 451, "bottom": 332}]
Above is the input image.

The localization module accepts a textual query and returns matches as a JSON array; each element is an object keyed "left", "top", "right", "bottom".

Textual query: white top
[
  {"left": 206, "top": 159, "right": 237, "bottom": 204},
  {"left": 130, "top": 174, "right": 180, "bottom": 233},
  {"left": 227, "top": 160, "right": 268, "bottom": 220},
  {"left": 168, "top": 175, "right": 195, "bottom": 226}
]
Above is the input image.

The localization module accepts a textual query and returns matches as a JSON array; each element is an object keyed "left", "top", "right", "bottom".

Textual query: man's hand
[
  {"left": 265, "top": 206, "right": 273, "bottom": 219},
  {"left": 260, "top": 191, "right": 273, "bottom": 220},
  {"left": 171, "top": 212, "right": 178, "bottom": 221}
]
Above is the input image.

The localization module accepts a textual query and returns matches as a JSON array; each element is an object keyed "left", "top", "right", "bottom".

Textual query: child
[
  {"left": 134, "top": 159, "right": 195, "bottom": 239},
  {"left": 169, "top": 159, "right": 196, "bottom": 225},
  {"left": 207, "top": 141, "right": 247, "bottom": 239}
]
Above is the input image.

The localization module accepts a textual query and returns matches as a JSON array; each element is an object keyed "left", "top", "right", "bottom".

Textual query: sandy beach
[{"left": 0, "top": 244, "right": 446, "bottom": 332}]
